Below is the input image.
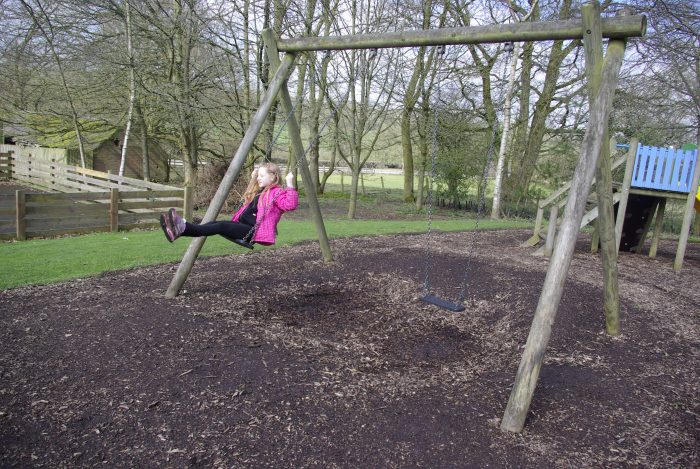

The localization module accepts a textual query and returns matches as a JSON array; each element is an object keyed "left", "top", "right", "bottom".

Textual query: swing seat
[
  {"left": 232, "top": 239, "right": 255, "bottom": 250},
  {"left": 419, "top": 294, "right": 466, "bottom": 312},
  {"left": 222, "top": 235, "right": 255, "bottom": 250}
]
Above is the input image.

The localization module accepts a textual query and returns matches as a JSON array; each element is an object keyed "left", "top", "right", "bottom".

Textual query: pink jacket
[{"left": 232, "top": 185, "right": 298, "bottom": 245}]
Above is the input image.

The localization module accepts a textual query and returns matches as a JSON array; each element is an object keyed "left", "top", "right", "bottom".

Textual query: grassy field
[
  {"left": 3, "top": 175, "right": 695, "bottom": 290},
  {"left": 0, "top": 217, "right": 531, "bottom": 290}
]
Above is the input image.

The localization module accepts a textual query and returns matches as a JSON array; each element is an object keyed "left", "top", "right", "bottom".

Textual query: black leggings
[{"left": 182, "top": 221, "right": 254, "bottom": 240}]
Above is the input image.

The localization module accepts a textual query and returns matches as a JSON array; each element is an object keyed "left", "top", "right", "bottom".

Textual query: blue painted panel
[
  {"left": 631, "top": 144, "right": 698, "bottom": 193},
  {"left": 679, "top": 151, "right": 697, "bottom": 192}
]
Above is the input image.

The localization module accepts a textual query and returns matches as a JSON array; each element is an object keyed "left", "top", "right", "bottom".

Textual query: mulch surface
[{"left": 1, "top": 229, "right": 698, "bottom": 468}]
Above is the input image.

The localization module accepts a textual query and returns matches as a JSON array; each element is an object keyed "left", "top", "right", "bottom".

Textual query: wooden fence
[
  {"left": 0, "top": 151, "right": 190, "bottom": 240},
  {"left": 0, "top": 152, "right": 11, "bottom": 179}
]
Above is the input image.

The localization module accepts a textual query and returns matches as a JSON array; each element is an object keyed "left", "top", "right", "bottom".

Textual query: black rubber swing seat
[
  {"left": 222, "top": 235, "right": 255, "bottom": 250},
  {"left": 419, "top": 294, "right": 466, "bottom": 312}
]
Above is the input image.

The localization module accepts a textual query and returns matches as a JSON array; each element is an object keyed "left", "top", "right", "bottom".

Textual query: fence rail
[
  {"left": 0, "top": 152, "right": 11, "bottom": 179},
  {"left": 1, "top": 150, "right": 190, "bottom": 240},
  {"left": 10, "top": 152, "right": 175, "bottom": 193},
  {"left": 522, "top": 140, "right": 628, "bottom": 247}
]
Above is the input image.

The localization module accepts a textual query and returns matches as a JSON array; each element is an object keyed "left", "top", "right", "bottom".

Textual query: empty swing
[{"left": 419, "top": 42, "right": 514, "bottom": 312}]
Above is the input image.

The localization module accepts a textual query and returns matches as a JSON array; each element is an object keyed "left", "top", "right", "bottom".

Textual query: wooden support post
[
  {"left": 615, "top": 138, "right": 639, "bottom": 250},
  {"left": 263, "top": 29, "right": 334, "bottom": 263},
  {"left": 674, "top": 152, "right": 700, "bottom": 271},
  {"left": 500, "top": 31, "right": 626, "bottom": 433},
  {"left": 522, "top": 205, "right": 545, "bottom": 247},
  {"left": 591, "top": 221, "right": 600, "bottom": 253},
  {"left": 183, "top": 186, "right": 193, "bottom": 220},
  {"left": 165, "top": 52, "right": 297, "bottom": 298},
  {"left": 16, "top": 190, "right": 26, "bottom": 241},
  {"left": 633, "top": 198, "right": 659, "bottom": 254},
  {"left": 110, "top": 188, "right": 119, "bottom": 232},
  {"left": 648, "top": 198, "right": 666, "bottom": 258},
  {"left": 544, "top": 205, "right": 558, "bottom": 257},
  {"left": 583, "top": 2, "right": 620, "bottom": 336}
]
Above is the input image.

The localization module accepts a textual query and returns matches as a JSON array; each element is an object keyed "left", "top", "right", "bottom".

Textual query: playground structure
[
  {"left": 524, "top": 140, "right": 699, "bottom": 271},
  {"left": 162, "top": 2, "right": 650, "bottom": 433}
]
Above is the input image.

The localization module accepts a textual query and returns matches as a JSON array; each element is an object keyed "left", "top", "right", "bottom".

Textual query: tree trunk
[
  {"left": 506, "top": 0, "right": 573, "bottom": 207},
  {"left": 401, "top": 110, "right": 415, "bottom": 201},
  {"left": 348, "top": 167, "right": 360, "bottom": 219},
  {"left": 508, "top": 39, "right": 533, "bottom": 187},
  {"left": 119, "top": 0, "right": 136, "bottom": 178},
  {"left": 243, "top": 0, "right": 251, "bottom": 125},
  {"left": 401, "top": 1, "right": 432, "bottom": 203},
  {"left": 491, "top": 42, "right": 521, "bottom": 219},
  {"left": 171, "top": 0, "right": 198, "bottom": 188},
  {"left": 416, "top": 98, "right": 430, "bottom": 210},
  {"left": 136, "top": 102, "right": 150, "bottom": 181}
]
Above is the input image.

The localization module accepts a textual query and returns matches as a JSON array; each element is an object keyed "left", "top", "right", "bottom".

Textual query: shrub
[{"left": 194, "top": 161, "right": 250, "bottom": 214}]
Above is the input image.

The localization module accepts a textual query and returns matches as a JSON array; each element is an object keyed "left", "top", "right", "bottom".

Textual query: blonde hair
[{"left": 242, "top": 162, "right": 281, "bottom": 204}]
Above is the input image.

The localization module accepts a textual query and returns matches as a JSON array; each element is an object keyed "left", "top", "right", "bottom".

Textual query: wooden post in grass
[
  {"left": 615, "top": 138, "right": 638, "bottom": 250},
  {"left": 544, "top": 205, "right": 558, "bottom": 257},
  {"left": 110, "top": 188, "right": 119, "bottom": 232},
  {"left": 590, "top": 220, "right": 599, "bottom": 253},
  {"left": 165, "top": 52, "right": 297, "bottom": 298},
  {"left": 262, "top": 29, "right": 333, "bottom": 263},
  {"left": 648, "top": 198, "right": 666, "bottom": 258},
  {"left": 15, "top": 190, "right": 26, "bottom": 240},
  {"left": 583, "top": 2, "right": 620, "bottom": 336},
  {"left": 674, "top": 150, "right": 700, "bottom": 271},
  {"left": 633, "top": 198, "right": 659, "bottom": 254},
  {"left": 500, "top": 22, "right": 627, "bottom": 433}
]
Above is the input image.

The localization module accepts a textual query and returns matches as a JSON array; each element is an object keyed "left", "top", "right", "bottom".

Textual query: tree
[
  {"left": 337, "top": 0, "right": 399, "bottom": 219},
  {"left": 118, "top": 0, "right": 136, "bottom": 178},
  {"left": 616, "top": 0, "right": 699, "bottom": 145},
  {"left": 505, "top": 0, "right": 584, "bottom": 207},
  {"left": 19, "top": 0, "right": 88, "bottom": 167},
  {"left": 491, "top": 0, "right": 538, "bottom": 219}
]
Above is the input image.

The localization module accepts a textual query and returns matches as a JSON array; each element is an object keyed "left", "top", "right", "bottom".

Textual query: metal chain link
[
  {"left": 422, "top": 45, "right": 446, "bottom": 294},
  {"left": 420, "top": 43, "right": 514, "bottom": 305},
  {"left": 454, "top": 43, "right": 514, "bottom": 304}
]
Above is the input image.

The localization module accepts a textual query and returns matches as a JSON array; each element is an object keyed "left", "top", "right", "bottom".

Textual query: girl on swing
[{"left": 160, "top": 163, "right": 298, "bottom": 246}]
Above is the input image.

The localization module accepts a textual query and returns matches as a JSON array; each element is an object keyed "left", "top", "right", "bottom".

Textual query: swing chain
[
  {"left": 421, "top": 41, "right": 514, "bottom": 307},
  {"left": 422, "top": 45, "right": 446, "bottom": 294},
  {"left": 454, "top": 42, "right": 515, "bottom": 304}
]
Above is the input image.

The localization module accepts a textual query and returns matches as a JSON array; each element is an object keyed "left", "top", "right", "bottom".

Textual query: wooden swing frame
[{"left": 165, "top": 2, "right": 649, "bottom": 435}]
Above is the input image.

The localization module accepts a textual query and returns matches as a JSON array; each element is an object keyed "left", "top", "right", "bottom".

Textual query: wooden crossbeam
[{"left": 276, "top": 16, "right": 646, "bottom": 52}]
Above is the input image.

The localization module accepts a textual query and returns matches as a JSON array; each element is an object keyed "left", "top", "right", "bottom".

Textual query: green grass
[
  {"left": 0, "top": 218, "right": 530, "bottom": 290},
  {"left": 323, "top": 172, "right": 405, "bottom": 190}
]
